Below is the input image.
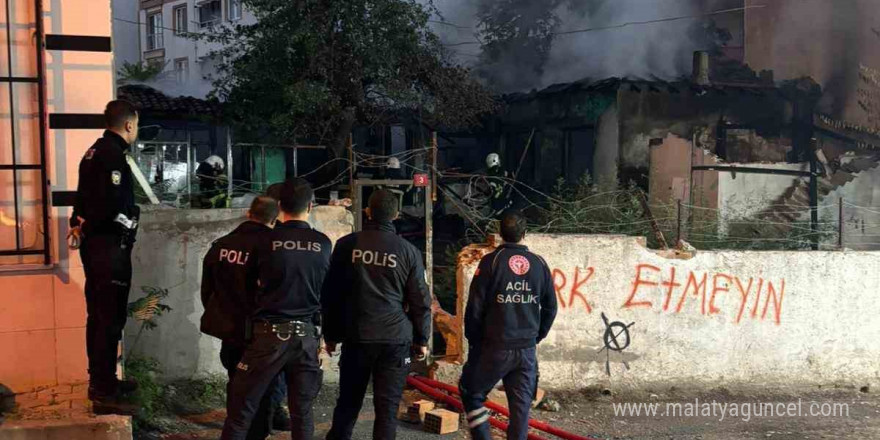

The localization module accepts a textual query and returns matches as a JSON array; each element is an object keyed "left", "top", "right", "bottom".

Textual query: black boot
[{"left": 88, "top": 385, "right": 137, "bottom": 416}]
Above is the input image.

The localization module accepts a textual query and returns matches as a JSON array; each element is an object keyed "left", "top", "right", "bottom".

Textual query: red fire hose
[
  {"left": 406, "top": 376, "right": 550, "bottom": 440},
  {"left": 410, "top": 376, "right": 599, "bottom": 440}
]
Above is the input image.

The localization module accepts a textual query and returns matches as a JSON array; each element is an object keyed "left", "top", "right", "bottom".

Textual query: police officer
[
  {"left": 322, "top": 189, "right": 432, "bottom": 440},
  {"left": 459, "top": 209, "right": 558, "bottom": 440},
  {"left": 68, "top": 100, "right": 141, "bottom": 414},
  {"left": 221, "top": 178, "right": 331, "bottom": 440},
  {"left": 201, "top": 195, "right": 280, "bottom": 440}
]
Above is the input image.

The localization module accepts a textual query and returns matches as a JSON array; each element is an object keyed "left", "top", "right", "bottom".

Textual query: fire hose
[
  {"left": 405, "top": 376, "right": 550, "bottom": 440},
  {"left": 409, "top": 376, "right": 599, "bottom": 440}
]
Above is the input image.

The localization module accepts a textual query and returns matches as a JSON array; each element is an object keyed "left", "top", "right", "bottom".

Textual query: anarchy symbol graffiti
[{"left": 598, "top": 312, "right": 635, "bottom": 376}]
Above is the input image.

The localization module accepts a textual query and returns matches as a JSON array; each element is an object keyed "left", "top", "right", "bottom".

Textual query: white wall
[
  {"left": 717, "top": 163, "right": 807, "bottom": 221},
  {"left": 457, "top": 235, "right": 880, "bottom": 390},
  {"left": 137, "top": 0, "right": 256, "bottom": 98},
  {"left": 814, "top": 163, "right": 880, "bottom": 251},
  {"left": 111, "top": 0, "right": 141, "bottom": 69}
]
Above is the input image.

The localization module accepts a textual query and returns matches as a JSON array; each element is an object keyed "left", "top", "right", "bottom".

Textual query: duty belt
[{"left": 253, "top": 320, "right": 319, "bottom": 340}]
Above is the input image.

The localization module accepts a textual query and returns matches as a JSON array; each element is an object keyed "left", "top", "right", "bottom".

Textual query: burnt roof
[
  {"left": 504, "top": 76, "right": 784, "bottom": 103},
  {"left": 118, "top": 84, "right": 221, "bottom": 119}
]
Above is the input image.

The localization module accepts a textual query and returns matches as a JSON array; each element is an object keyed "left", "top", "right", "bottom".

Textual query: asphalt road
[{"left": 155, "top": 383, "right": 880, "bottom": 440}]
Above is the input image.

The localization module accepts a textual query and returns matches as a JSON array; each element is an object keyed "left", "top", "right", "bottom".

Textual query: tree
[
  {"left": 118, "top": 60, "right": 165, "bottom": 83},
  {"left": 475, "top": 0, "right": 565, "bottom": 92},
  {"left": 200, "top": 0, "right": 496, "bottom": 160}
]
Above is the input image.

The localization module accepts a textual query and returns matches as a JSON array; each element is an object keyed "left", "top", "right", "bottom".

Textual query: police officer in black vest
[
  {"left": 68, "top": 100, "right": 141, "bottom": 413},
  {"left": 459, "top": 209, "right": 558, "bottom": 440},
  {"left": 221, "top": 178, "right": 331, "bottom": 440},
  {"left": 201, "top": 195, "right": 280, "bottom": 440},
  {"left": 322, "top": 189, "right": 432, "bottom": 440}
]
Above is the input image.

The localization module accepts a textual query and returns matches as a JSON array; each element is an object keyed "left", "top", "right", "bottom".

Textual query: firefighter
[
  {"left": 484, "top": 153, "right": 511, "bottom": 217},
  {"left": 195, "top": 155, "right": 226, "bottom": 208},
  {"left": 459, "top": 209, "right": 558, "bottom": 440},
  {"left": 200, "top": 195, "right": 281, "bottom": 440},
  {"left": 221, "top": 178, "right": 331, "bottom": 440},
  {"left": 322, "top": 189, "right": 432, "bottom": 440},
  {"left": 68, "top": 100, "right": 141, "bottom": 414}
]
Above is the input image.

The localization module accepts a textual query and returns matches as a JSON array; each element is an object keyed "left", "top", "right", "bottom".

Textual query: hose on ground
[
  {"left": 405, "top": 376, "right": 550, "bottom": 440},
  {"left": 410, "top": 375, "right": 599, "bottom": 440}
]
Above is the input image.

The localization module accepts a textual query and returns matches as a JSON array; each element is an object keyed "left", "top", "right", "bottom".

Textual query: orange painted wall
[{"left": 0, "top": 0, "right": 113, "bottom": 393}]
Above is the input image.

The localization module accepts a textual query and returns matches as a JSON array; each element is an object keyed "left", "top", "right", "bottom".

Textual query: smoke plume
[{"left": 430, "top": 0, "right": 744, "bottom": 92}]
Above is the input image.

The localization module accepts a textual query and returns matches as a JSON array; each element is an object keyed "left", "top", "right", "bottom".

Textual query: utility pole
[{"left": 809, "top": 138, "right": 819, "bottom": 250}]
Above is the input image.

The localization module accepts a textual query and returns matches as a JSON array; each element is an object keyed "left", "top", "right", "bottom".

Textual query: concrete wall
[
  {"left": 0, "top": 0, "right": 115, "bottom": 395},
  {"left": 648, "top": 134, "right": 719, "bottom": 222},
  {"left": 814, "top": 164, "right": 880, "bottom": 251},
  {"left": 457, "top": 234, "right": 880, "bottom": 390},
  {"left": 125, "top": 206, "right": 353, "bottom": 379},
  {"left": 593, "top": 103, "right": 619, "bottom": 188},
  {"left": 717, "top": 163, "right": 807, "bottom": 221}
]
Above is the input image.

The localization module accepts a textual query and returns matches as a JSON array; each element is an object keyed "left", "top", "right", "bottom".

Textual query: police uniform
[
  {"left": 322, "top": 220, "right": 432, "bottom": 440},
  {"left": 201, "top": 220, "right": 283, "bottom": 440},
  {"left": 459, "top": 243, "right": 558, "bottom": 440},
  {"left": 221, "top": 220, "right": 331, "bottom": 440},
  {"left": 71, "top": 130, "right": 139, "bottom": 398}
]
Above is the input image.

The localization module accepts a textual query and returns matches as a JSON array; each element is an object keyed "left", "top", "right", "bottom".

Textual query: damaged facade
[{"left": 437, "top": 48, "right": 880, "bottom": 249}]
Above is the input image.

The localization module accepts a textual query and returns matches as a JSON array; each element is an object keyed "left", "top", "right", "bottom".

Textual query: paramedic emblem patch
[
  {"left": 508, "top": 255, "right": 530, "bottom": 276},
  {"left": 111, "top": 171, "right": 122, "bottom": 186}
]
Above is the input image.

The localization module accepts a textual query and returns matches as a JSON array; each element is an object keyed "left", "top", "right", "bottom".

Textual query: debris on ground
[{"left": 537, "top": 399, "right": 561, "bottom": 412}]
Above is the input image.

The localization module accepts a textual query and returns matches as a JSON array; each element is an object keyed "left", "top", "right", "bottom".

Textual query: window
[
  {"left": 0, "top": 0, "right": 49, "bottom": 264},
  {"left": 227, "top": 0, "right": 242, "bottom": 21},
  {"left": 174, "top": 58, "right": 189, "bottom": 84},
  {"left": 198, "top": 1, "right": 222, "bottom": 29},
  {"left": 173, "top": 5, "right": 187, "bottom": 36},
  {"left": 146, "top": 11, "right": 164, "bottom": 50}
]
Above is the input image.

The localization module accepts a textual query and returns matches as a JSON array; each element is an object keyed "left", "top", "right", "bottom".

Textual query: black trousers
[
  {"left": 80, "top": 233, "right": 132, "bottom": 392},
  {"left": 459, "top": 346, "right": 538, "bottom": 440},
  {"left": 220, "top": 342, "right": 286, "bottom": 440},
  {"left": 326, "top": 343, "right": 411, "bottom": 440},
  {"left": 221, "top": 333, "right": 322, "bottom": 440}
]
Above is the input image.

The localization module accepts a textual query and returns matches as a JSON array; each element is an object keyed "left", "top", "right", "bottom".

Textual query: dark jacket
[
  {"left": 71, "top": 130, "right": 136, "bottom": 235},
  {"left": 253, "top": 220, "right": 332, "bottom": 323},
  {"left": 200, "top": 221, "right": 271, "bottom": 344},
  {"left": 322, "top": 221, "right": 432, "bottom": 346},
  {"left": 465, "top": 243, "right": 558, "bottom": 349}
]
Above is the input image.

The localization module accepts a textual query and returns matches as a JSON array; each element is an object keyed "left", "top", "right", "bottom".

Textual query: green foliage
[
  {"left": 118, "top": 61, "right": 164, "bottom": 82},
  {"left": 163, "top": 375, "right": 228, "bottom": 415},
  {"left": 538, "top": 175, "right": 651, "bottom": 237},
  {"left": 197, "top": 0, "right": 496, "bottom": 156},
  {"left": 124, "top": 357, "right": 228, "bottom": 434},
  {"left": 127, "top": 286, "right": 173, "bottom": 331},
  {"left": 124, "top": 357, "right": 165, "bottom": 431}
]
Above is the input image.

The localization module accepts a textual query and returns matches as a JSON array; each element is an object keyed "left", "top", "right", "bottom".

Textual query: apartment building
[{"left": 131, "top": 0, "right": 255, "bottom": 97}]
